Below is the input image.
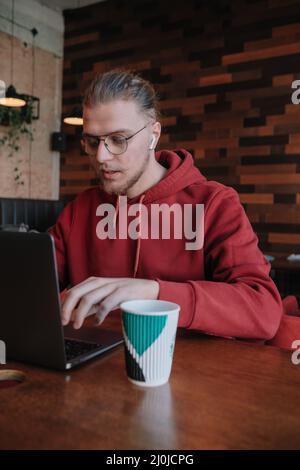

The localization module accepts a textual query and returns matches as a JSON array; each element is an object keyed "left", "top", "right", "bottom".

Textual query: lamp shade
[
  {"left": 63, "top": 107, "right": 83, "bottom": 125},
  {"left": 0, "top": 85, "right": 26, "bottom": 107}
]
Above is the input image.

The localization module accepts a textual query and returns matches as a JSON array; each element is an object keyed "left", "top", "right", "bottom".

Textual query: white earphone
[{"left": 149, "top": 135, "right": 156, "bottom": 150}]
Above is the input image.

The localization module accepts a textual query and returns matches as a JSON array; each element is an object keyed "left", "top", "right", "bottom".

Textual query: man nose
[{"left": 95, "top": 140, "right": 113, "bottom": 163}]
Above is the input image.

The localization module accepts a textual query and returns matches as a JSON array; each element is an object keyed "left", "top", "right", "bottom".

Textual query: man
[{"left": 51, "top": 69, "right": 283, "bottom": 339}]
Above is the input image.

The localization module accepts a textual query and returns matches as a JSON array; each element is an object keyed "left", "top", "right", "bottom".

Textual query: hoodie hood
[
  {"left": 140, "top": 149, "right": 207, "bottom": 204},
  {"left": 97, "top": 149, "right": 207, "bottom": 206}
]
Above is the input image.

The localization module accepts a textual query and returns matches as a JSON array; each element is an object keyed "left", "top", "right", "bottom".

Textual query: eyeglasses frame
[{"left": 81, "top": 122, "right": 151, "bottom": 156}]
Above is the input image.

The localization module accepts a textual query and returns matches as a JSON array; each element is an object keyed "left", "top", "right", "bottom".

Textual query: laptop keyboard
[{"left": 64, "top": 338, "right": 103, "bottom": 361}]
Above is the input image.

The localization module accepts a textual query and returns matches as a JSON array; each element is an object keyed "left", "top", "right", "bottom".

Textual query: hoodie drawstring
[
  {"left": 113, "top": 193, "right": 145, "bottom": 278},
  {"left": 133, "top": 194, "right": 145, "bottom": 278},
  {"left": 113, "top": 194, "right": 120, "bottom": 230}
]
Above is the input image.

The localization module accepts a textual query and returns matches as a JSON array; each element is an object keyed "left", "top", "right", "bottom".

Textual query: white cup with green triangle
[{"left": 120, "top": 300, "right": 180, "bottom": 387}]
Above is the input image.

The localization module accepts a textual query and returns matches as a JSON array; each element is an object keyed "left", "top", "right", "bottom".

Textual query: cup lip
[{"left": 120, "top": 299, "right": 180, "bottom": 315}]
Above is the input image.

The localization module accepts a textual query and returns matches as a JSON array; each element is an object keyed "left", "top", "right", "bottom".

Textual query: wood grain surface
[{"left": 1, "top": 312, "right": 300, "bottom": 450}]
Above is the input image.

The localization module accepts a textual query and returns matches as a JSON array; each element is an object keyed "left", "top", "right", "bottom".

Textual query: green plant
[{"left": 0, "top": 99, "right": 35, "bottom": 185}]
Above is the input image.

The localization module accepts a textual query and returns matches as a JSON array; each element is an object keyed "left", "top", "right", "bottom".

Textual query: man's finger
[
  {"left": 61, "top": 278, "right": 117, "bottom": 325},
  {"left": 72, "top": 283, "right": 119, "bottom": 329},
  {"left": 95, "top": 287, "right": 128, "bottom": 325},
  {"left": 70, "top": 304, "right": 98, "bottom": 323}
]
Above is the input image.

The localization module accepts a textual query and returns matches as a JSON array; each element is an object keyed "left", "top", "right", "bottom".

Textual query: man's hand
[{"left": 61, "top": 277, "right": 159, "bottom": 329}]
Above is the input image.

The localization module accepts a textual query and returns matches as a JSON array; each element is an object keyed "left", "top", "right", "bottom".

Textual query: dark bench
[
  {"left": 270, "top": 258, "right": 300, "bottom": 302},
  {"left": 0, "top": 198, "right": 65, "bottom": 232}
]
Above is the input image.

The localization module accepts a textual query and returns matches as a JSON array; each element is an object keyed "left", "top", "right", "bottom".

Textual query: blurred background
[{"left": 0, "top": 0, "right": 300, "bottom": 299}]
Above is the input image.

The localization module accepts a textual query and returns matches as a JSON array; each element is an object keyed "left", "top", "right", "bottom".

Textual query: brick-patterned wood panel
[{"left": 61, "top": 0, "right": 300, "bottom": 258}]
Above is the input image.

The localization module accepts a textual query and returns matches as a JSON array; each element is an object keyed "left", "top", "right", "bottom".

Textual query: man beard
[{"left": 97, "top": 150, "right": 151, "bottom": 196}]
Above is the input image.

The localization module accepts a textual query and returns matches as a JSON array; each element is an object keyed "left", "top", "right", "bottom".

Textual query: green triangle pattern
[{"left": 122, "top": 313, "right": 167, "bottom": 356}]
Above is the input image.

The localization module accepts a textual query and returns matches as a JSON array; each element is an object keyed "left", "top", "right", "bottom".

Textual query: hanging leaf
[{"left": 0, "top": 103, "right": 35, "bottom": 186}]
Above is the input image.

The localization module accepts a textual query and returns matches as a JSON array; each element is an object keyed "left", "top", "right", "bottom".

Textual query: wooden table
[{"left": 1, "top": 312, "right": 300, "bottom": 450}]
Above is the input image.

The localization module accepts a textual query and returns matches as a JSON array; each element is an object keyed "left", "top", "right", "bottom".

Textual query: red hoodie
[{"left": 50, "top": 149, "right": 283, "bottom": 340}]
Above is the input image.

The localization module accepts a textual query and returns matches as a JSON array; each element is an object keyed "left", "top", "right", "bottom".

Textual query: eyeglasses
[{"left": 81, "top": 123, "right": 149, "bottom": 156}]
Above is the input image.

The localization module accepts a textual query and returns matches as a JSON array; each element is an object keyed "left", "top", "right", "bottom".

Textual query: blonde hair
[{"left": 83, "top": 69, "right": 160, "bottom": 120}]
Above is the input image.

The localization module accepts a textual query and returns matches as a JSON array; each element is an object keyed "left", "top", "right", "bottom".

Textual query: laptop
[{"left": 0, "top": 231, "right": 123, "bottom": 370}]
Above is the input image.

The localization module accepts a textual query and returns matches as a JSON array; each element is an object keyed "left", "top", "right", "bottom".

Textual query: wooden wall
[
  {"left": 61, "top": 0, "right": 300, "bottom": 257},
  {"left": 0, "top": 32, "right": 62, "bottom": 199}
]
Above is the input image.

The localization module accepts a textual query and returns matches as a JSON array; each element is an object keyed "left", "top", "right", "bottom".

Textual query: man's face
[{"left": 83, "top": 99, "right": 155, "bottom": 196}]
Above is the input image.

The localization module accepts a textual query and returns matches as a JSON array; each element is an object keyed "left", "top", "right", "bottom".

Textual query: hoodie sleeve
[
  {"left": 48, "top": 201, "right": 74, "bottom": 291},
  {"left": 156, "top": 187, "right": 283, "bottom": 340}
]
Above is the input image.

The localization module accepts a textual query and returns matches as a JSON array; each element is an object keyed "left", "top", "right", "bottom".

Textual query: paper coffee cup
[{"left": 120, "top": 300, "right": 180, "bottom": 387}]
